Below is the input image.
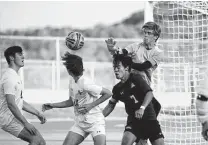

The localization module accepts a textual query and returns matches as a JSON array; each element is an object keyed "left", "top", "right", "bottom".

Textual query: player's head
[
  {"left": 142, "top": 21, "right": 161, "bottom": 43},
  {"left": 4, "top": 46, "right": 24, "bottom": 67},
  {"left": 62, "top": 52, "right": 84, "bottom": 77},
  {"left": 113, "top": 49, "right": 132, "bottom": 80}
]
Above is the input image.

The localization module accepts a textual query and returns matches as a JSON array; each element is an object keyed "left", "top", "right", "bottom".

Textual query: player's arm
[
  {"left": 141, "top": 91, "right": 154, "bottom": 109},
  {"left": 23, "top": 101, "right": 46, "bottom": 124},
  {"left": 42, "top": 97, "right": 73, "bottom": 112},
  {"left": 131, "top": 61, "right": 152, "bottom": 71},
  {"left": 103, "top": 98, "right": 117, "bottom": 117},
  {"left": 105, "top": 37, "right": 119, "bottom": 55},
  {"left": 6, "top": 94, "right": 29, "bottom": 125},
  {"left": 23, "top": 101, "right": 41, "bottom": 116},
  {"left": 132, "top": 74, "right": 153, "bottom": 119},
  {"left": 6, "top": 95, "right": 37, "bottom": 134},
  {"left": 90, "top": 87, "right": 112, "bottom": 108},
  {"left": 78, "top": 87, "right": 112, "bottom": 114}
]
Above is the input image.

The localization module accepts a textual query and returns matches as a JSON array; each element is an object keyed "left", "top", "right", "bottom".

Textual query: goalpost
[{"left": 145, "top": 1, "right": 208, "bottom": 145}]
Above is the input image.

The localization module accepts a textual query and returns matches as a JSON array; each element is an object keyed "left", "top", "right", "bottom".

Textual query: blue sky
[{"left": 0, "top": 1, "right": 145, "bottom": 31}]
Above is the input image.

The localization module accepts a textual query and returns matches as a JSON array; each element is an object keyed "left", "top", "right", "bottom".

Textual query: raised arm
[
  {"left": 132, "top": 61, "right": 152, "bottom": 71},
  {"left": 105, "top": 37, "right": 119, "bottom": 55}
]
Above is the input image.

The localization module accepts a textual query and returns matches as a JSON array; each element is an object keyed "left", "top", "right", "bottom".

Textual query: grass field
[
  {"left": 0, "top": 120, "right": 124, "bottom": 145},
  {"left": 1, "top": 89, "right": 207, "bottom": 145},
  {"left": 0, "top": 118, "right": 207, "bottom": 145}
]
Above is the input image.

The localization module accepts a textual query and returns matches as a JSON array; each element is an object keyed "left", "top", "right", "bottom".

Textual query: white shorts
[
  {"left": 2, "top": 117, "right": 24, "bottom": 137},
  {"left": 70, "top": 122, "right": 105, "bottom": 138}
]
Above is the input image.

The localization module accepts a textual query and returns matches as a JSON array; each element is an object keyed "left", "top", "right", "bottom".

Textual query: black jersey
[{"left": 112, "top": 73, "right": 156, "bottom": 120}]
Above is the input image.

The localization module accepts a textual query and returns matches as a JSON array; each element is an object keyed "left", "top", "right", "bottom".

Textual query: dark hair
[
  {"left": 113, "top": 49, "right": 132, "bottom": 72},
  {"left": 142, "top": 21, "right": 161, "bottom": 41},
  {"left": 62, "top": 52, "right": 84, "bottom": 76},
  {"left": 4, "top": 46, "right": 23, "bottom": 64}
]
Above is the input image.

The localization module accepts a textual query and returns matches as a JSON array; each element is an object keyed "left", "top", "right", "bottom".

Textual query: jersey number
[{"left": 130, "top": 95, "right": 138, "bottom": 103}]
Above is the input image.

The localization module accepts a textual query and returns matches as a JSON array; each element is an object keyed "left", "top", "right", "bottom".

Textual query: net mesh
[{"left": 152, "top": 1, "right": 208, "bottom": 144}]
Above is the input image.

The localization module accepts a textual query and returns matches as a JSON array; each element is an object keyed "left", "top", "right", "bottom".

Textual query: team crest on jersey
[
  {"left": 78, "top": 89, "right": 84, "bottom": 95},
  {"left": 131, "top": 83, "right": 135, "bottom": 88}
]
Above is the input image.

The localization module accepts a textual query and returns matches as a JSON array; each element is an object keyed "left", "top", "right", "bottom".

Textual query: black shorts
[{"left": 124, "top": 116, "right": 164, "bottom": 143}]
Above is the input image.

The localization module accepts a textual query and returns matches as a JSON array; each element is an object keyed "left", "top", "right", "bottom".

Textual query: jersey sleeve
[
  {"left": 3, "top": 77, "right": 16, "bottom": 96},
  {"left": 124, "top": 43, "right": 140, "bottom": 56},
  {"left": 111, "top": 85, "right": 120, "bottom": 102},
  {"left": 147, "top": 46, "right": 163, "bottom": 66},
  {"left": 131, "top": 73, "right": 153, "bottom": 96},
  {"left": 82, "top": 77, "right": 102, "bottom": 98}
]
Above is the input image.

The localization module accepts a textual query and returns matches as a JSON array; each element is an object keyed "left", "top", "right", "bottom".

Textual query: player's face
[
  {"left": 13, "top": 52, "right": 24, "bottom": 67},
  {"left": 113, "top": 62, "right": 128, "bottom": 80},
  {"left": 143, "top": 28, "right": 157, "bottom": 45}
]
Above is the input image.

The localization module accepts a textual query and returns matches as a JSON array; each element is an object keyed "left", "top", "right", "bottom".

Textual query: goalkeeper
[
  {"left": 196, "top": 69, "right": 208, "bottom": 141},
  {"left": 105, "top": 21, "right": 163, "bottom": 144}
]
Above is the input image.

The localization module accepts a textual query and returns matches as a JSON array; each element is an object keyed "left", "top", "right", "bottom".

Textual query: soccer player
[
  {"left": 105, "top": 21, "right": 163, "bottom": 144},
  {"left": 103, "top": 52, "right": 164, "bottom": 145},
  {"left": 196, "top": 69, "right": 208, "bottom": 141},
  {"left": 42, "top": 52, "right": 112, "bottom": 145},
  {"left": 0, "top": 46, "right": 46, "bottom": 145}
]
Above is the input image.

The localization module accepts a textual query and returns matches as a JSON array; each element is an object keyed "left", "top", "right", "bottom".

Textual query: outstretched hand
[
  {"left": 105, "top": 37, "right": 118, "bottom": 55},
  {"left": 42, "top": 103, "right": 53, "bottom": 112}
]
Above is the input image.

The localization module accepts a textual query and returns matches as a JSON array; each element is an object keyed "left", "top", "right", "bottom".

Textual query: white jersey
[
  {"left": 197, "top": 68, "right": 208, "bottom": 98},
  {"left": 125, "top": 42, "right": 163, "bottom": 85},
  {"left": 69, "top": 75, "right": 104, "bottom": 129},
  {"left": 0, "top": 68, "right": 24, "bottom": 127}
]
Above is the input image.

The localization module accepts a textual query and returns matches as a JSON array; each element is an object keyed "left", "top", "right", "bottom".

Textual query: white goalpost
[{"left": 144, "top": 1, "right": 208, "bottom": 145}]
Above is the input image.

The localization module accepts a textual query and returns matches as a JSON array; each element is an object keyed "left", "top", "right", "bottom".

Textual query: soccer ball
[{"left": 65, "top": 31, "right": 84, "bottom": 50}]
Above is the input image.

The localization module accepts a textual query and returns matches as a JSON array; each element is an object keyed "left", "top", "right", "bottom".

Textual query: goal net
[{"left": 152, "top": 1, "right": 208, "bottom": 145}]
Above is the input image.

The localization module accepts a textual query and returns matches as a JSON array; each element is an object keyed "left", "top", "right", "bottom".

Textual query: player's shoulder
[
  {"left": 125, "top": 42, "right": 141, "bottom": 49},
  {"left": 154, "top": 45, "right": 163, "bottom": 53},
  {"left": 78, "top": 75, "right": 95, "bottom": 87},
  {"left": 1, "top": 69, "right": 17, "bottom": 80},
  {"left": 130, "top": 73, "right": 144, "bottom": 82},
  {"left": 112, "top": 81, "right": 122, "bottom": 92}
]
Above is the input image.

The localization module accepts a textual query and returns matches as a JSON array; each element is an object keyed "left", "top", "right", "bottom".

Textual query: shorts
[
  {"left": 124, "top": 117, "right": 164, "bottom": 143},
  {"left": 2, "top": 117, "right": 24, "bottom": 137},
  {"left": 70, "top": 122, "right": 105, "bottom": 138}
]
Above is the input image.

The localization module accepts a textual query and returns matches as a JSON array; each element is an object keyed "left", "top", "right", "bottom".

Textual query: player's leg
[
  {"left": 93, "top": 135, "right": 106, "bottom": 145},
  {"left": 63, "top": 124, "right": 88, "bottom": 145},
  {"left": 146, "top": 120, "right": 164, "bottom": 145},
  {"left": 2, "top": 118, "right": 45, "bottom": 145},
  {"left": 124, "top": 116, "right": 147, "bottom": 145},
  {"left": 135, "top": 139, "right": 148, "bottom": 145},
  {"left": 91, "top": 123, "right": 106, "bottom": 145},
  {"left": 151, "top": 138, "right": 165, "bottom": 145},
  {"left": 18, "top": 128, "right": 46, "bottom": 145},
  {"left": 63, "top": 131, "right": 85, "bottom": 145},
  {"left": 121, "top": 131, "right": 137, "bottom": 145}
]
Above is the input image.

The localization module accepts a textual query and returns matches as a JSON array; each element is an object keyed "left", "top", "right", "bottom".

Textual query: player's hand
[
  {"left": 24, "top": 122, "right": 37, "bottom": 135},
  {"left": 105, "top": 37, "right": 118, "bottom": 55},
  {"left": 202, "top": 121, "right": 208, "bottom": 141},
  {"left": 37, "top": 112, "right": 47, "bottom": 124},
  {"left": 135, "top": 108, "right": 144, "bottom": 119},
  {"left": 42, "top": 103, "right": 53, "bottom": 112},
  {"left": 77, "top": 103, "right": 93, "bottom": 114}
]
